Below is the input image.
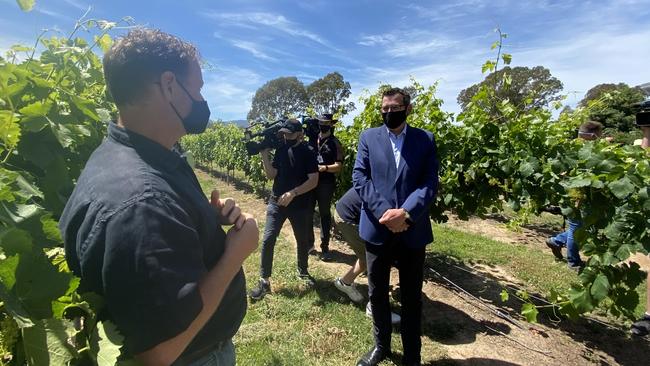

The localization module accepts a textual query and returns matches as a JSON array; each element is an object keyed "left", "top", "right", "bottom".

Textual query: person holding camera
[
  {"left": 307, "top": 113, "right": 344, "bottom": 261},
  {"left": 545, "top": 121, "right": 603, "bottom": 271},
  {"left": 631, "top": 101, "right": 650, "bottom": 336},
  {"left": 250, "top": 119, "right": 319, "bottom": 300}
]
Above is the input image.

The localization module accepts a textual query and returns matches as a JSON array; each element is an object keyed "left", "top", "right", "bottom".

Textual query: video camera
[
  {"left": 635, "top": 100, "right": 650, "bottom": 127},
  {"left": 244, "top": 119, "right": 286, "bottom": 156}
]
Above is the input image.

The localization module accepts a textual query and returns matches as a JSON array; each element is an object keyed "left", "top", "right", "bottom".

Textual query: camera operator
[
  {"left": 250, "top": 119, "right": 319, "bottom": 301},
  {"left": 308, "top": 113, "right": 344, "bottom": 261}
]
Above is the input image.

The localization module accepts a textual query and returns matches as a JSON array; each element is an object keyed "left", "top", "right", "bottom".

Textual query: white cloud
[
  {"left": 358, "top": 34, "right": 396, "bottom": 47},
  {"left": 357, "top": 29, "right": 459, "bottom": 58},
  {"left": 204, "top": 11, "right": 334, "bottom": 49},
  {"left": 230, "top": 40, "right": 277, "bottom": 61},
  {"left": 344, "top": 22, "right": 650, "bottom": 126},
  {"left": 33, "top": 6, "right": 75, "bottom": 22},
  {"left": 62, "top": 0, "right": 90, "bottom": 11}
]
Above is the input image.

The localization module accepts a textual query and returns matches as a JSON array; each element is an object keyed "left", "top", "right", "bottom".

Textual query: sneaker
[
  {"left": 297, "top": 271, "right": 316, "bottom": 287},
  {"left": 365, "top": 302, "right": 401, "bottom": 325},
  {"left": 631, "top": 315, "right": 650, "bottom": 336},
  {"left": 334, "top": 277, "right": 364, "bottom": 303},
  {"left": 545, "top": 237, "right": 564, "bottom": 261},
  {"left": 308, "top": 246, "right": 318, "bottom": 256},
  {"left": 249, "top": 279, "right": 271, "bottom": 301}
]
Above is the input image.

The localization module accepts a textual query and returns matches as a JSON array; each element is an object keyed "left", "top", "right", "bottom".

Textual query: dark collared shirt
[
  {"left": 59, "top": 123, "right": 246, "bottom": 360},
  {"left": 317, "top": 134, "right": 343, "bottom": 184},
  {"left": 271, "top": 142, "right": 318, "bottom": 208}
]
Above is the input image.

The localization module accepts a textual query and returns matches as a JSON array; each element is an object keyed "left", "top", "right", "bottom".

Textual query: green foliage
[
  {"left": 0, "top": 19, "right": 130, "bottom": 364},
  {"left": 247, "top": 76, "right": 308, "bottom": 121},
  {"left": 15, "top": 0, "right": 35, "bottom": 12},
  {"left": 306, "top": 71, "right": 355, "bottom": 116},
  {"left": 581, "top": 83, "right": 647, "bottom": 133},
  {"left": 457, "top": 66, "right": 564, "bottom": 116}
]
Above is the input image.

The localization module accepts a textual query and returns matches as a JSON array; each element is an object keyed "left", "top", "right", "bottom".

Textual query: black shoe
[
  {"left": 297, "top": 271, "right": 316, "bottom": 287},
  {"left": 631, "top": 315, "right": 650, "bottom": 336},
  {"left": 249, "top": 279, "right": 270, "bottom": 300},
  {"left": 356, "top": 347, "right": 391, "bottom": 366},
  {"left": 545, "top": 238, "right": 564, "bottom": 261},
  {"left": 308, "top": 247, "right": 318, "bottom": 256},
  {"left": 567, "top": 261, "right": 585, "bottom": 273},
  {"left": 319, "top": 250, "right": 333, "bottom": 262}
]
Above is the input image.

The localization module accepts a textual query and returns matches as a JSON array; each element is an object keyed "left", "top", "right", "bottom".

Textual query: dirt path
[{"left": 197, "top": 169, "right": 649, "bottom": 366}]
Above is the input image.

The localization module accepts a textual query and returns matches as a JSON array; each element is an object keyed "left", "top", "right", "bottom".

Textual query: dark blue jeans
[
  {"left": 260, "top": 198, "right": 311, "bottom": 278},
  {"left": 551, "top": 218, "right": 583, "bottom": 266},
  {"left": 186, "top": 339, "right": 235, "bottom": 366}
]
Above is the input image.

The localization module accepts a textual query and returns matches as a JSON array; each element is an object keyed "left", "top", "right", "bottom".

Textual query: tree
[
  {"left": 306, "top": 72, "right": 355, "bottom": 116},
  {"left": 579, "top": 83, "right": 647, "bottom": 132},
  {"left": 457, "top": 66, "right": 563, "bottom": 114},
  {"left": 247, "top": 77, "right": 308, "bottom": 121}
]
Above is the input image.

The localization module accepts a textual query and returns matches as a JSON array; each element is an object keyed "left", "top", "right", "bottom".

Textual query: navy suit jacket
[{"left": 352, "top": 125, "right": 439, "bottom": 248}]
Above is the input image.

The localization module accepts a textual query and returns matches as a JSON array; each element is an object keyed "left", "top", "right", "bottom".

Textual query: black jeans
[
  {"left": 260, "top": 198, "right": 312, "bottom": 278},
  {"left": 366, "top": 237, "right": 425, "bottom": 363},
  {"left": 307, "top": 181, "right": 336, "bottom": 252}
]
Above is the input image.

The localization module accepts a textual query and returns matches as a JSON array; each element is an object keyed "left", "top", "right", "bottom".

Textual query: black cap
[
  {"left": 278, "top": 119, "right": 303, "bottom": 133},
  {"left": 317, "top": 113, "right": 338, "bottom": 123}
]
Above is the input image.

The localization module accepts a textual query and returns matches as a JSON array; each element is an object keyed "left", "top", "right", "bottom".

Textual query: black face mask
[
  {"left": 382, "top": 110, "right": 407, "bottom": 129},
  {"left": 169, "top": 81, "right": 211, "bottom": 134},
  {"left": 319, "top": 125, "right": 332, "bottom": 134}
]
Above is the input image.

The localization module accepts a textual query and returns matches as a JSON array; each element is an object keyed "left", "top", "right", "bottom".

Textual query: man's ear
[
  {"left": 406, "top": 104, "right": 413, "bottom": 115},
  {"left": 159, "top": 71, "right": 176, "bottom": 102}
]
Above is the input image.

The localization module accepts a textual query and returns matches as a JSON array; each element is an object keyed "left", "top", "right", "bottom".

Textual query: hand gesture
[{"left": 210, "top": 190, "right": 247, "bottom": 230}]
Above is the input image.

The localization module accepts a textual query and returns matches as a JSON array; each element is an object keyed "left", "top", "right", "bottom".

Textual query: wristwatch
[{"left": 403, "top": 209, "right": 413, "bottom": 225}]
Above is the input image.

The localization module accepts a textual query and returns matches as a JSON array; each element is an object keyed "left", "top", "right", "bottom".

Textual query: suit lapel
[{"left": 377, "top": 127, "right": 397, "bottom": 181}]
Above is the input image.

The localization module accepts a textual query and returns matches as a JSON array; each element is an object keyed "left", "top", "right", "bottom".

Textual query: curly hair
[{"left": 103, "top": 28, "right": 200, "bottom": 107}]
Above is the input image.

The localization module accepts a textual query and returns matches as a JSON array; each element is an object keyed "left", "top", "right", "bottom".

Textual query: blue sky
[{"left": 1, "top": 0, "right": 650, "bottom": 123}]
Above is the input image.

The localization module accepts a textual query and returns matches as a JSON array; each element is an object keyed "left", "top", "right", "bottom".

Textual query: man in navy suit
[{"left": 353, "top": 88, "right": 439, "bottom": 366}]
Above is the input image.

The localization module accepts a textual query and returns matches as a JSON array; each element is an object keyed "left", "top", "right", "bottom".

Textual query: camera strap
[{"left": 288, "top": 146, "right": 296, "bottom": 168}]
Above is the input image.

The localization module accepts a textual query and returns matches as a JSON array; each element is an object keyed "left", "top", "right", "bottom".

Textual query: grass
[
  {"left": 196, "top": 168, "right": 647, "bottom": 365},
  {"left": 197, "top": 172, "right": 450, "bottom": 365},
  {"left": 430, "top": 223, "right": 574, "bottom": 296},
  {"left": 431, "top": 224, "right": 647, "bottom": 319}
]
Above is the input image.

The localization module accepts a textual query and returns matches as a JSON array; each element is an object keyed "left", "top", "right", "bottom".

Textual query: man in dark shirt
[
  {"left": 307, "top": 113, "right": 344, "bottom": 261},
  {"left": 249, "top": 119, "right": 319, "bottom": 300},
  {"left": 58, "top": 29, "right": 259, "bottom": 365}
]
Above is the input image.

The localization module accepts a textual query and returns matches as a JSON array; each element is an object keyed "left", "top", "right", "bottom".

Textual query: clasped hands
[{"left": 379, "top": 208, "right": 410, "bottom": 233}]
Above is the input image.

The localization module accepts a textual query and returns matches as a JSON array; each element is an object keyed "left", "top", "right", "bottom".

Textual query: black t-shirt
[
  {"left": 335, "top": 188, "right": 362, "bottom": 225},
  {"left": 272, "top": 142, "right": 318, "bottom": 208},
  {"left": 59, "top": 123, "right": 246, "bottom": 361},
  {"left": 317, "top": 135, "right": 344, "bottom": 183}
]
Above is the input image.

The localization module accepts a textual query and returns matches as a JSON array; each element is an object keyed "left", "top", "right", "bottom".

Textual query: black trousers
[
  {"left": 366, "top": 237, "right": 425, "bottom": 363},
  {"left": 307, "top": 181, "right": 336, "bottom": 251},
  {"left": 259, "top": 198, "right": 311, "bottom": 278}
]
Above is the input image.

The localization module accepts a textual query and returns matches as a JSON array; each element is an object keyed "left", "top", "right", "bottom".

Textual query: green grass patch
[{"left": 430, "top": 223, "right": 647, "bottom": 319}]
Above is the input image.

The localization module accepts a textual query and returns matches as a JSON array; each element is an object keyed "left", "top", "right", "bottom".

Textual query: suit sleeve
[
  {"left": 401, "top": 133, "right": 439, "bottom": 221},
  {"left": 352, "top": 131, "right": 394, "bottom": 220}
]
